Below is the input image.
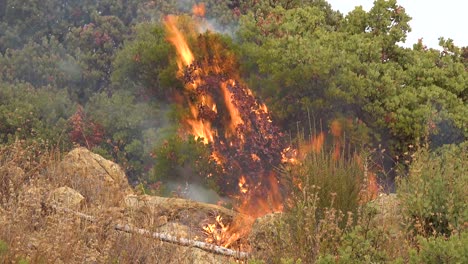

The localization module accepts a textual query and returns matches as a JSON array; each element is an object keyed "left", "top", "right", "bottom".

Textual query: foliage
[
  {"left": 284, "top": 146, "right": 365, "bottom": 218},
  {"left": 68, "top": 105, "right": 104, "bottom": 148},
  {"left": 237, "top": 0, "right": 467, "bottom": 157},
  {"left": 397, "top": 142, "right": 468, "bottom": 237},
  {"left": 0, "top": 81, "right": 72, "bottom": 145},
  {"left": 0, "top": 36, "right": 80, "bottom": 88},
  {"left": 64, "top": 13, "right": 128, "bottom": 101},
  {"left": 254, "top": 145, "right": 367, "bottom": 262},
  {"left": 317, "top": 225, "right": 394, "bottom": 264},
  {"left": 111, "top": 22, "right": 179, "bottom": 100},
  {"left": 0, "top": 239, "right": 7, "bottom": 256},
  {"left": 151, "top": 134, "right": 223, "bottom": 194},
  {"left": 409, "top": 231, "right": 468, "bottom": 264},
  {"left": 85, "top": 90, "right": 164, "bottom": 180}
]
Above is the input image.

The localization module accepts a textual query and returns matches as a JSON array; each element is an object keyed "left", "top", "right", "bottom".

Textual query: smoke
[
  {"left": 57, "top": 58, "right": 82, "bottom": 81},
  {"left": 166, "top": 181, "right": 227, "bottom": 204}
]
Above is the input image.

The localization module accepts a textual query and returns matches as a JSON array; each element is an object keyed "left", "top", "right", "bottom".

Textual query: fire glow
[{"left": 164, "top": 10, "right": 286, "bottom": 247}]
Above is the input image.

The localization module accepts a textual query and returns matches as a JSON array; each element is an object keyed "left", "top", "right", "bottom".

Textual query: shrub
[
  {"left": 151, "top": 134, "right": 224, "bottom": 195},
  {"left": 409, "top": 231, "right": 468, "bottom": 263},
  {"left": 397, "top": 142, "right": 468, "bottom": 237},
  {"left": 253, "top": 146, "right": 368, "bottom": 262},
  {"left": 317, "top": 225, "right": 392, "bottom": 264},
  {"left": 284, "top": 147, "right": 366, "bottom": 222}
]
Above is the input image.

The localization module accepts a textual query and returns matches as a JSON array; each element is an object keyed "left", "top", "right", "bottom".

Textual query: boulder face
[
  {"left": 54, "top": 147, "right": 133, "bottom": 206},
  {"left": 47, "top": 186, "right": 84, "bottom": 209}
]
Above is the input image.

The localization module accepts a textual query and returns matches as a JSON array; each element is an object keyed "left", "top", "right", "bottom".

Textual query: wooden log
[{"left": 52, "top": 205, "right": 250, "bottom": 260}]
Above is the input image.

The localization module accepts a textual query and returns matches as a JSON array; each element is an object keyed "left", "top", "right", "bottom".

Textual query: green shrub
[
  {"left": 409, "top": 231, "right": 468, "bottom": 264},
  {"left": 397, "top": 142, "right": 468, "bottom": 237},
  {"left": 317, "top": 225, "right": 393, "bottom": 264},
  {"left": 284, "top": 148, "right": 365, "bottom": 222},
  {"left": 255, "top": 147, "right": 367, "bottom": 262},
  {"left": 151, "top": 134, "right": 223, "bottom": 194}
]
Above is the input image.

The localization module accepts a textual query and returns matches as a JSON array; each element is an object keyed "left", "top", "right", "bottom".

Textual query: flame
[
  {"left": 192, "top": 3, "right": 206, "bottom": 17},
  {"left": 186, "top": 119, "right": 214, "bottom": 144},
  {"left": 220, "top": 81, "right": 244, "bottom": 137},
  {"left": 203, "top": 214, "right": 229, "bottom": 245},
  {"left": 312, "top": 132, "right": 325, "bottom": 153},
  {"left": 164, "top": 15, "right": 288, "bottom": 248},
  {"left": 164, "top": 15, "right": 194, "bottom": 68},
  {"left": 331, "top": 120, "right": 342, "bottom": 160},
  {"left": 238, "top": 176, "right": 248, "bottom": 194}
]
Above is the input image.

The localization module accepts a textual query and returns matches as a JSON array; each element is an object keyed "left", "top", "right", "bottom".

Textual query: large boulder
[
  {"left": 54, "top": 147, "right": 133, "bottom": 207},
  {"left": 47, "top": 186, "right": 84, "bottom": 209}
]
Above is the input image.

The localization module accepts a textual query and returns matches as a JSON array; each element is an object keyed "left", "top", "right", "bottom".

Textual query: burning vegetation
[{"left": 164, "top": 12, "right": 287, "bottom": 247}]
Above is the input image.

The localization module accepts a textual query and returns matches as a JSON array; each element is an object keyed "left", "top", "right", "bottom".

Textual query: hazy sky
[{"left": 326, "top": 0, "right": 468, "bottom": 49}]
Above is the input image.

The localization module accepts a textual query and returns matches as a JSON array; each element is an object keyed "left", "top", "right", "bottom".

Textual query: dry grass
[{"left": 0, "top": 141, "right": 232, "bottom": 263}]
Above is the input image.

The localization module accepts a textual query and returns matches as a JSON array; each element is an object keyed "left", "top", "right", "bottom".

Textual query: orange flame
[
  {"left": 192, "top": 3, "right": 206, "bottom": 17},
  {"left": 164, "top": 15, "right": 287, "bottom": 248},
  {"left": 312, "top": 132, "right": 325, "bottom": 153},
  {"left": 238, "top": 176, "right": 248, "bottom": 194},
  {"left": 220, "top": 81, "right": 244, "bottom": 137},
  {"left": 331, "top": 120, "right": 342, "bottom": 160},
  {"left": 164, "top": 15, "right": 194, "bottom": 69}
]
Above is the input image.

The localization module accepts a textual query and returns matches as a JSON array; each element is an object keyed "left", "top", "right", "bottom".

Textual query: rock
[
  {"left": 124, "top": 194, "right": 241, "bottom": 224},
  {"left": 47, "top": 186, "right": 84, "bottom": 209},
  {"left": 55, "top": 147, "right": 133, "bottom": 206}
]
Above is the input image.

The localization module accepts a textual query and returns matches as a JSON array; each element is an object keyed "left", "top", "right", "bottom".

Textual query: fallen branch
[
  {"left": 53, "top": 206, "right": 250, "bottom": 259},
  {"left": 115, "top": 223, "right": 249, "bottom": 259}
]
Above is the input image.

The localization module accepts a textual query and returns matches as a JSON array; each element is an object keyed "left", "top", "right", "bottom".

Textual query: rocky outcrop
[
  {"left": 47, "top": 186, "right": 84, "bottom": 209},
  {"left": 54, "top": 147, "right": 132, "bottom": 207}
]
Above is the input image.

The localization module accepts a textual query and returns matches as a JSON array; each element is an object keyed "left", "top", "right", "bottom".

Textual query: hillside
[{"left": 0, "top": 0, "right": 467, "bottom": 263}]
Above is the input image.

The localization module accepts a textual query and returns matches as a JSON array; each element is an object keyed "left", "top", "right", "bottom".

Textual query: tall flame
[
  {"left": 164, "top": 15, "right": 194, "bottom": 68},
  {"left": 164, "top": 14, "right": 287, "bottom": 248}
]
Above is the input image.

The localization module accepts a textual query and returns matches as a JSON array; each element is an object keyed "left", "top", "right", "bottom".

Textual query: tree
[
  {"left": 0, "top": 81, "right": 72, "bottom": 145},
  {"left": 111, "top": 23, "right": 179, "bottom": 100}
]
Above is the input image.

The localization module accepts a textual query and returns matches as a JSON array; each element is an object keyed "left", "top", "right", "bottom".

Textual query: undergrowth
[{"left": 248, "top": 140, "right": 467, "bottom": 263}]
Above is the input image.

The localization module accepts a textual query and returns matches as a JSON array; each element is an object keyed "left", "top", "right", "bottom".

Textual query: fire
[
  {"left": 220, "top": 81, "right": 244, "bottom": 136},
  {"left": 331, "top": 120, "right": 342, "bottom": 160},
  {"left": 192, "top": 3, "right": 206, "bottom": 18},
  {"left": 164, "top": 15, "right": 287, "bottom": 248},
  {"left": 202, "top": 214, "right": 229, "bottom": 245},
  {"left": 164, "top": 15, "right": 194, "bottom": 68},
  {"left": 238, "top": 176, "right": 248, "bottom": 194},
  {"left": 312, "top": 132, "right": 325, "bottom": 153}
]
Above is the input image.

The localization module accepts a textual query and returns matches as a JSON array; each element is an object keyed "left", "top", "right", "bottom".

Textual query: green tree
[
  {"left": 65, "top": 14, "right": 128, "bottom": 101},
  {"left": 111, "top": 22, "right": 179, "bottom": 100},
  {"left": 0, "top": 81, "right": 72, "bottom": 145},
  {"left": 85, "top": 90, "right": 163, "bottom": 180}
]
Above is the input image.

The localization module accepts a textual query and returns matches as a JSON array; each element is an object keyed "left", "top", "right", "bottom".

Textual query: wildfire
[
  {"left": 164, "top": 15, "right": 194, "bottom": 68},
  {"left": 164, "top": 14, "right": 287, "bottom": 248},
  {"left": 202, "top": 214, "right": 229, "bottom": 245},
  {"left": 238, "top": 176, "right": 248, "bottom": 194},
  {"left": 330, "top": 120, "right": 342, "bottom": 160},
  {"left": 192, "top": 3, "right": 206, "bottom": 18}
]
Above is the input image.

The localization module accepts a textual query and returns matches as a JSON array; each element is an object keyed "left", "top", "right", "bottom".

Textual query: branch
[{"left": 53, "top": 206, "right": 250, "bottom": 260}]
